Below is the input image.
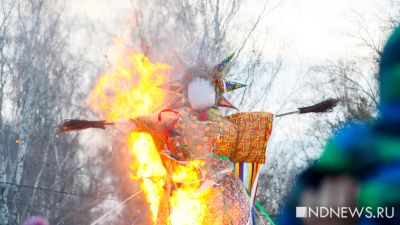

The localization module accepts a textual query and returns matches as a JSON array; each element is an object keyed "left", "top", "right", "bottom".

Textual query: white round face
[{"left": 187, "top": 78, "right": 216, "bottom": 110}]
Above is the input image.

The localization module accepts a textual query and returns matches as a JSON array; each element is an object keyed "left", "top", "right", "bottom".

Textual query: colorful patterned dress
[{"left": 133, "top": 108, "right": 273, "bottom": 224}]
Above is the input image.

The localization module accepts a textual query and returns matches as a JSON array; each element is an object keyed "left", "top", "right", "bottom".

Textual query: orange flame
[
  {"left": 169, "top": 188, "right": 209, "bottom": 225},
  {"left": 88, "top": 50, "right": 209, "bottom": 224},
  {"left": 88, "top": 52, "right": 171, "bottom": 222},
  {"left": 87, "top": 53, "right": 169, "bottom": 121},
  {"left": 129, "top": 132, "right": 167, "bottom": 222},
  {"left": 169, "top": 161, "right": 209, "bottom": 225}
]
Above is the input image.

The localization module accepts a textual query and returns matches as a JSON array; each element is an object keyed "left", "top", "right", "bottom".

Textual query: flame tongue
[
  {"left": 87, "top": 54, "right": 170, "bottom": 121},
  {"left": 129, "top": 132, "right": 167, "bottom": 222},
  {"left": 169, "top": 161, "right": 209, "bottom": 225}
]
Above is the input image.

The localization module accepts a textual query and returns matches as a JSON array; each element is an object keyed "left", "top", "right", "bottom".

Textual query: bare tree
[
  {"left": 0, "top": 1, "right": 19, "bottom": 223},
  {"left": 0, "top": 0, "right": 110, "bottom": 224}
]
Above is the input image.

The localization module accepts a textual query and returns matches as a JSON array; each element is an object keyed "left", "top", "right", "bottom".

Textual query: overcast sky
[
  {"left": 67, "top": 0, "right": 390, "bottom": 59},
  {"left": 67, "top": 0, "right": 395, "bottom": 162},
  {"left": 66, "top": 0, "right": 391, "bottom": 100},
  {"left": 267, "top": 0, "right": 387, "bottom": 58}
]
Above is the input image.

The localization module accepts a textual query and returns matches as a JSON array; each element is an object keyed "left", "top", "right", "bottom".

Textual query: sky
[
  {"left": 246, "top": 0, "right": 389, "bottom": 153},
  {"left": 67, "top": 0, "right": 389, "bottom": 60},
  {"left": 66, "top": 0, "right": 394, "bottom": 164},
  {"left": 265, "top": 0, "right": 386, "bottom": 60},
  {"left": 66, "top": 0, "right": 390, "bottom": 87}
]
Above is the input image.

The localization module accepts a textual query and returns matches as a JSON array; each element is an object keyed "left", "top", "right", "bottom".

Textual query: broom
[
  {"left": 58, "top": 119, "right": 111, "bottom": 132},
  {"left": 275, "top": 98, "right": 340, "bottom": 117},
  {"left": 58, "top": 98, "right": 340, "bottom": 133}
]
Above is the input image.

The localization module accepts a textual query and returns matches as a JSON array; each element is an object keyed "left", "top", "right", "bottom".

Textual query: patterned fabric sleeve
[
  {"left": 132, "top": 112, "right": 179, "bottom": 151},
  {"left": 225, "top": 112, "right": 274, "bottom": 163}
]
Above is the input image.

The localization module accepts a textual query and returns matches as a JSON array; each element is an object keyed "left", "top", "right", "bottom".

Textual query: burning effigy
[{"left": 59, "top": 47, "right": 338, "bottom": 224}]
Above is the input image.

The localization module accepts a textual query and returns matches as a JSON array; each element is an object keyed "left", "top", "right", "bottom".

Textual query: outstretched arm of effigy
[
  {"left": 129, "top": 112, "right": 179, "bottom": 134},
  {"left": 58, "top": 111, "right": 179, "bottom": 134}
]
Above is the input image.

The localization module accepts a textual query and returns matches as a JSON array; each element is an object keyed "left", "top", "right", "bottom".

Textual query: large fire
[{"left": 88, "top": 51, "right": 208, "bottom": 224}]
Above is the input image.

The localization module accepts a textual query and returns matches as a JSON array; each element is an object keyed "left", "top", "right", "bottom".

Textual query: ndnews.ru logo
[{"left": 296, "top": 206, "right": 395, "bottom": 219}]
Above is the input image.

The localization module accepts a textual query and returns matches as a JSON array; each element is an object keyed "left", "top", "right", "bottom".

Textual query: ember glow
[{"left": 88, "top": 51, "right": 209, "bottom": 224}]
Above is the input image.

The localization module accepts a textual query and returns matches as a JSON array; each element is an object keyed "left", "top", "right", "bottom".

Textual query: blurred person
[{"left": 279, "top": 26, "right": 400, "bottom": 225}]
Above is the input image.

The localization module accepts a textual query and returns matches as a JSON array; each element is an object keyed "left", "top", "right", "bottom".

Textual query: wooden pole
[{"left": 275, "top": 110, "right": 300, "bottom": 118}]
